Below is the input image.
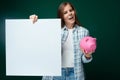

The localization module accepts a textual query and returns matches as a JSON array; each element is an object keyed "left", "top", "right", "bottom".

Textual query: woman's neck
[{"left": 66, "top": 23, "right": 74, "bottom": 29}]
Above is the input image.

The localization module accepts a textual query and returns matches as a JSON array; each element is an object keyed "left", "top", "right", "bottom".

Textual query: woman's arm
[{"left": 80, "top": 29, "right": 94, "bottom": 63}]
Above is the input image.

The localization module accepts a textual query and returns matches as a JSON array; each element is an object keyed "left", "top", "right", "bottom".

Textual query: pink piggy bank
[{"left": 80, "top": 36, "right": 96, "bottom": 53}]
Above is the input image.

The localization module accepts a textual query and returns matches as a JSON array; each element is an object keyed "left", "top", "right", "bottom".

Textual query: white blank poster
[{"left": 6, "top": 19, "right": 61, "bottom": 76}]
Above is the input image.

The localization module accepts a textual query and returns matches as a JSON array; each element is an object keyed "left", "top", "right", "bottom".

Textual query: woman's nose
[{"left": 68, "top": 12, "right": 72, "bottom": 15}]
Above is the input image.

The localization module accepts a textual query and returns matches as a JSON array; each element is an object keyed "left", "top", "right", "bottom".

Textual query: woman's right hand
[{"left": 29, "top": 14, "right": 38, "bottom": 24}]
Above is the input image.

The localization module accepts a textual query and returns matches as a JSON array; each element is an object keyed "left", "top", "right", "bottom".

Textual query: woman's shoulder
[{"left": 76, "top": 25, "right": 89, "bottom": 32}]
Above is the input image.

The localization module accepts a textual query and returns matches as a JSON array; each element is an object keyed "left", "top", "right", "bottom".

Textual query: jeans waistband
[
  {"left": 62, "top": 67, "right": 74, "bottom": 71},
  {"left": 62, "top": 67, "right": 74, "bottom": 69},
  {"left": 62, "top": 67, "right": 74, "bottom": 77}
]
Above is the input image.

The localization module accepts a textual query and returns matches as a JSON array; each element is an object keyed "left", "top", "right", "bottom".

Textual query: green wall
[{"left": 0, "top": 0, "right": 120, "bottom": 80}]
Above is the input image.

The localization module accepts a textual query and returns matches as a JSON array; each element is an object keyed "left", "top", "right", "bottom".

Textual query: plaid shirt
[{"left": 42, "top": 25, "right": 92, "bottom": 80}]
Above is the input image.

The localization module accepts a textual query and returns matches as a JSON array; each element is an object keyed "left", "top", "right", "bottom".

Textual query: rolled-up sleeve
[{"left": 82, "top": 54, "right": 93, "bottom": 63}]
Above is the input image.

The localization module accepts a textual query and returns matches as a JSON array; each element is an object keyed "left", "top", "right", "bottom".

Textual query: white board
[{"left": 5, "top": 19, "right": 61, "bottom": 76}]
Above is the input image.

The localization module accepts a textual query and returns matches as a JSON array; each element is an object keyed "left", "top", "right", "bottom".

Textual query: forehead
[{"left": 63, "top": 4, "right": 72, "bottom": 11}]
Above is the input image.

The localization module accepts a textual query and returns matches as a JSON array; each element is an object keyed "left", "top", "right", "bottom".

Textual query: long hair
[{"left": 57, "top": 2, "right": 81, "bottom": 28}]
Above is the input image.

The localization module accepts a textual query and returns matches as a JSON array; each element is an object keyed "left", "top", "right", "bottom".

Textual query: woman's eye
[
  {"left": 63, "top": 11, "right": 67, "bottom": 14},
  {"left": 69, "top": 9, "right": 73, "bottom": 12}
]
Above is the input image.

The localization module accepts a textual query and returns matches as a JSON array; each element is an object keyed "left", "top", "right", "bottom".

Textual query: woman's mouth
[{"left": 68, "top": 16, "right": 73, "bottom": 20}]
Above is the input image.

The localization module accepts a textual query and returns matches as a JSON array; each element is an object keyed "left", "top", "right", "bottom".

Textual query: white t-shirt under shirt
[{"left": 62, "top": 29, "right": 74, "bottom": 68}]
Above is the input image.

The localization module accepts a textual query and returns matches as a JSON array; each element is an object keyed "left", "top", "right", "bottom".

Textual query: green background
[{"left": 0, "top": 0, "right": 120, "bottom": 80}]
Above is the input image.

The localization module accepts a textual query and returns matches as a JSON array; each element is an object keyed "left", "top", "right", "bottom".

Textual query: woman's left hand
[{"left": 81, "top": 48, "right": 94, "bottom": 59}]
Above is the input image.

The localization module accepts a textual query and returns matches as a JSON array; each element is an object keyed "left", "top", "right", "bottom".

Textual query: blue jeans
[{"left": 53, "top": 68, "right": 75, "bottom": 80}]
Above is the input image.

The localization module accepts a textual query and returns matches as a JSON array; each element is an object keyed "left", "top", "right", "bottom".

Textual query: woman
[{"left": 30, "top": 2, "right": 94, "bottom": 80}]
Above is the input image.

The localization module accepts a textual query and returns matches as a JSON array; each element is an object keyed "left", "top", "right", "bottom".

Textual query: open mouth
[{"left": 68, "top": 16, "right": 74, "bottom": 20}]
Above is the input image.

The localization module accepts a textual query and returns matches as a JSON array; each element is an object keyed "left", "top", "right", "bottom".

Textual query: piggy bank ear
[{"left": 85, "top": 38, "right": 89, "bottom": 42}]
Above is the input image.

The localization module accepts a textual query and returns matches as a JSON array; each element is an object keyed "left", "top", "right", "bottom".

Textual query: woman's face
[{"left": 63, "top": 4, "right": 75, "bottom": 26}]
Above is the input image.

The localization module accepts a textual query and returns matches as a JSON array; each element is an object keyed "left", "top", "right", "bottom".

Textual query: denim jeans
[{"left": 53, "top": 68, "right": 75, "bottom": 80}]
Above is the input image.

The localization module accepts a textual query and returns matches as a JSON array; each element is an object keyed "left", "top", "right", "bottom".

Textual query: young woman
[{"left": 30, "top": 2, "right": 94, "bottom": 80}]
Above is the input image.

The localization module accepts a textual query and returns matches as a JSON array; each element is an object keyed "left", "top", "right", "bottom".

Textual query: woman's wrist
[{"left": 84, "top": 54, "right": 92, "bottom": 59}]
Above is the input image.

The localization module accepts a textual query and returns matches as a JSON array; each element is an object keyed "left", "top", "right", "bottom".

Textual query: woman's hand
[
  {"left": 81, "top": 48, "right": 94, "bottom": 59},
  {"left": 29, "top": 14, "right": 38, "bottom": 24}
]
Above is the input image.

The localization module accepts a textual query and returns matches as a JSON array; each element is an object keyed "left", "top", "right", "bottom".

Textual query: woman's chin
[{"left": 70, "top": 20, "right": 75, "bottom": 25}]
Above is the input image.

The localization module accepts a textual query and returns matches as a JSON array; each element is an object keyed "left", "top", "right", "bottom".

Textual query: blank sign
[{"left": 5, "top": 19, "right": 61, "bottom": 76}]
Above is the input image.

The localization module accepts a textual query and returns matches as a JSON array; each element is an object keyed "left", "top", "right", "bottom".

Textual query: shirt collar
[{"left": 62, "top": 24, "right": 79, "bottom": 32}]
